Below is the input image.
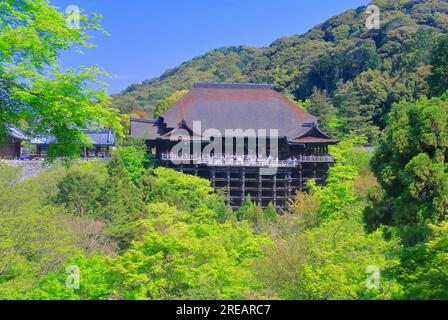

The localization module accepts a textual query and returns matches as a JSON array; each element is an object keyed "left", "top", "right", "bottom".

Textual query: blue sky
[{"left": 54, "top": 0, "right": 370, "bottom": 94}]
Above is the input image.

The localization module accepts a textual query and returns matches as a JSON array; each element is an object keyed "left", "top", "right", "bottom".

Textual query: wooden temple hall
[{"left": 130, "top": 83, "right": 338, "bottom": 210}]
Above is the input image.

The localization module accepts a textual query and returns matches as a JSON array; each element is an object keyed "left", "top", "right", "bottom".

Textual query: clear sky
[{"left": 54, "top": 0, "right": 370, "bottom": 94}]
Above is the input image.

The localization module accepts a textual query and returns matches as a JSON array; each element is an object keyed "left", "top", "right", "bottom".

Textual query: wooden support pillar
[
  {"left": 299, "top": 163, "right": 303, "bottom": 191},
  {"left": 273, "top": 174, "right": 277, "bottom": 209},
  {"left": 257, "top": 169, "right": 262, "bottom": 204},
  {"left": 287, "top": 170, "right": 292, "bottom": 199},
  {"left": 226, "top": 168, "right": 231, "bottom": 206},
  {"left": 194, "top": 164, "right": 198, "bottom": 176},
  {"left": 241, "top": 167, "right": 246, "bottom": 205},
  {"left": 211, "top": 167, "right": 216, "bottom": 189}
]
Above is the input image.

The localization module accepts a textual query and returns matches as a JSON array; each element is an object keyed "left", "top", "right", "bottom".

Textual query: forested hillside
[
  {"left": 0, "top": 135, "right": 401, "bottom": 299},
  {"left": 112, "top": 0, "right": 448, "bottom": 139},
  {"left": 2, "top": 0, "right": 448, "bottom": 301}
]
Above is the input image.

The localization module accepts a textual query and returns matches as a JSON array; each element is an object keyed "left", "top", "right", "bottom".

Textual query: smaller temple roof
[
  {"left": 84, "top": 129, "right": 115, "bottom": 146},
  {"left": 288, "top": 126, "right": 339, "bottom": 145},
  {"left": 30, "top": 136, "right": 56, "bottom": 145},
  {"left": 3, "top": 125, "right": 116, "bottom": 146},
  {"left": 6, "top": 125, "right": 28, "bottom": 141},
  {"left": 129, "top": 118, "right": 161, "bottom": 140},
  {"left": 31, "top": 129, "right": 115, "bottom": 146}
]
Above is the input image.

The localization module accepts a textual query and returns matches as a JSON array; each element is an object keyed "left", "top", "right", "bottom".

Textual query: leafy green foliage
[
  {"left": 111, "top": 0, "right": 446, "bottom": 141},
  {"left": 96, "top": 153, "right": 145, "bottom": 248},
  {"left": 20, "top": 198, "right": 268, "bottom": 300},
  {"left": 25, "top": 255, "right": 115, "bottom": 300},
  {"left": 110, "top": 203, "right": 268, "bottom": 300},
  {"left": 55, "top": 171, "right": 102, "bottom": 216},
  {"left": 284, "top": 218, "right": 398, "bottom": 300},
  {"left": 368, "top": 94, "right": 448, "bottom": 245},
  {"left": 115, "top": 145, "right": 147, "bottom": 182},
  {"left": 235, "top": 196, "right": 278, "bottom": 233},
  {"left": 428, "top": 35, "right": 448, "bottom": 97},
  {"left": 0, "top": 0, "right": 122, "bottom": 159},
  {"left": 367, "top": 92, "right": 448, "bottom": 299},
  {"left": 2, "top": 0, "right": 448, "bottom": 301},
  {"left": 117, "top": 137, "right": 158, "bottom": 170},
  {"left": 256, "top": 136, "right": 400, "bottom": 300},
  {"left": 334, "top": 70, "right": 389, "bottom": 138},
  {"left": 0, "top": 163, "right": 114, "bottom": 299},
  {"left": 52, "top": 155, "right": 147, "bottom": 250},
  {"left": 394, "top": 222, "right": 448, "bottom": 299},
  {"left": 140, "top": 167, "right": 228, "bottom": 221},
  {"left": 302, "top": 88, "right": 340, "bottom": 136}
]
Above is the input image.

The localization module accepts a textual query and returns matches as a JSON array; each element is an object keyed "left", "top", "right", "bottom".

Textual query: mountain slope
[{"left": 111, "top": 0, "right": 448, "bottom": 138}]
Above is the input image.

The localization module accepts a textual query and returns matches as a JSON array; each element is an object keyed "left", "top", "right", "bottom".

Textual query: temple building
[
  {"left": 32, "top": 129, "right": 116, "bottom": 158},
  {"left": 130, "top": 83, "right": 338, "bottom": 210},
  {"left": 1, "top": 126, "right": 115, "bottom": 159},
  {"left": 0, "top": 126, "right": 28, "bottom": 160}
]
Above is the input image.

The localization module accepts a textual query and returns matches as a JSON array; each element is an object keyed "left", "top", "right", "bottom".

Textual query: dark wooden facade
[
  {"left": 0, "top": 139, "right": 21, "bottom": 160},
  {"left": 32, "top": 129, "right": 115, "bottom": 158},
  {"left": 130, "top": 83, "right": 338, "bottom": 210},
  {"left": 0, "top": 126, "right": 27, "bottom": 160},
  {"left": 163, "top": 158, "right": 332, "bottom": 210}
]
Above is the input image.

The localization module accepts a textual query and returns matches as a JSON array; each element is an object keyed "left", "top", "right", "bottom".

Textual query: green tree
[
  {"left": 256, "top": 136, "right": 400, "bottom": 300},
  {"left": 110, "top": 202, "right": 268, "bottom": 300},
  {"left": 304, "top": 87, "right": 340, "bottom": 135},
  {"left": 115, "top": 145, "right": 147, "bottom": 182},
  {"left": 0, "top": 0, "right": 122, "bottom": 158},
  {"left": 28, "top": 202, "right": 269, "bottom": 300},
  {"left": 0, "top": 164, "right": 77, "bottom": 298},
  {"left": 55, "top": 171, "right": 102, "bottom": 216},
  {"left": 25, "top": 255, "right": 115, "bottom": 300},
  {"left": 263, "top": 203, "right": 278, "bottom": 222},
  {"left": 428, "top": 35, "right": 448, "bottom": 97},
  {"left": 334, "top": 70, "right": 389, "bottom": 139},
  {"left": 367, "top": 94, "right": 448, "bottom": 299},
  {"left": 307, "top": 50, "right": 343, "bottom": 94},
  {"left": 117, "top": 137, "right": 157, "bottom": 172},
  {"left": 395, "top": 222, "right": 448, "bottom": 299},
  {"left": 236, "top": 196, "right": 279, "bottom": 233},
  {"left": 367, "top": 94, "right": 448, "bottom": 245},
  {"left": 96, "top": 153, "right": 145, "bottom": 248},
  {"left": 140, "top": 167, "right": 227, "bottom": 221},
  {"left": 310, "top": 134, "right": 366, "bottom": 221}
]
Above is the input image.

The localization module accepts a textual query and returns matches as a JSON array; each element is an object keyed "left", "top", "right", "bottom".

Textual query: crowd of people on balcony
[{"left": 160, "top": 152, "right": 334, "bottom": 167}]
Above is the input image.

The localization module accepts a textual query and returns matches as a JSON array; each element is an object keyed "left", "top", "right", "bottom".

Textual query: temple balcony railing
[{"left": 160, "top": 153, "right": 334, "bottom": 167}]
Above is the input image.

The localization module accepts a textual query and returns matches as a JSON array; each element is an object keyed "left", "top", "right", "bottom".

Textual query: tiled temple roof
[
  {"left": 130, "top": 83, "right": 337, "bottom": 144},
  {"left": 30, "top": 129, "right": 115, "bottom": 146}
]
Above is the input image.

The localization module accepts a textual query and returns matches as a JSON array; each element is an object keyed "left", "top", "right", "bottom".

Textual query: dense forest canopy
[
  {"left": 1, "top": 0, "right": 448, "bottom": 301},
  {"left": 111, "top": 0, "right": 448, "bottom": 140},
  {"left": 0, "top": 0, "right": 122, "bottom": 159},
  {"left": 0, "top": 135, "right": 403, "bottom": 300}
]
